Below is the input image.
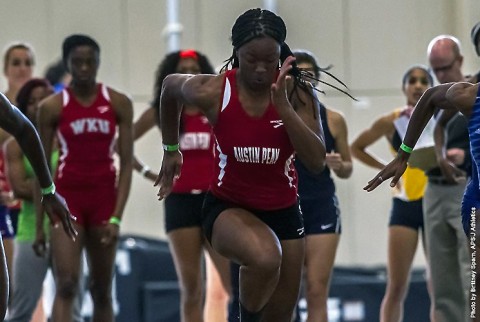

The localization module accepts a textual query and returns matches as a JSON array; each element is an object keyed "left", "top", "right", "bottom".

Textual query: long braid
[
  {"left": 221, "top": 8, "right": 356, "bottom": 105},
  {"left": 293, "top": 49, "right": 357, "bottom": 101},
  {"left": 222, "top": 8, "right": 286, "bottom": 72},
  {"left": 280, "top": 43, "right": 312, "bottom": 102},
  {"left": 281, "top": 44, "right": 356, "bottom": 121}
]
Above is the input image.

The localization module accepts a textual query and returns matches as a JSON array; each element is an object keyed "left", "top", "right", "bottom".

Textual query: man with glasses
[{"left": 424, "top": 35, "right": 470, "bottom": 322}]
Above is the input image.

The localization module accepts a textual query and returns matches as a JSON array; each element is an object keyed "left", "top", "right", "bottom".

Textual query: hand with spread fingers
[{"left": 364, "top": 153, "right": 409, "bottom": 192}]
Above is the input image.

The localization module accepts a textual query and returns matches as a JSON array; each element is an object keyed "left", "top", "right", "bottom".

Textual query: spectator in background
[
  {"left": 293, "top": 49, "right": 352, "bottom": 322},
  {"left": 133, "top": 49, "right": 231, "bottom": 322},
  {"left": 44, "top": 59, "right": 71, "bottom": 93},
  {"left": 423, "top": 35, "right": 471, "bottom": 322},
  {"left": 351, "top": 65, "right": 435, "bottom": 322},
  {"left": 37, "top": 34, "right": 133, "bottom": 322},
  {"left": 3, "top": 42, "right": 35, "bottom": 104}
]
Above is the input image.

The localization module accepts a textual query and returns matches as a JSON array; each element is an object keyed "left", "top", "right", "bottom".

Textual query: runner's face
[
  {"left": 67, "top": 45, "right": 99, "bottom": 85},
  {"left": 237, "top": 37, "right": 280, "bottom": 90}
]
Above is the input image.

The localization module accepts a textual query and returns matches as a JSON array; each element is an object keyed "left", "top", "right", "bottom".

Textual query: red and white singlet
[
  {"left": 56, "top": 84, "right": 117, "bottom": 189},
  {"left": 210, "top": 69, "right": 297, "bottom": 210},
  {"left": 172, "top": 112, "right": 214, "bottom": 194}
]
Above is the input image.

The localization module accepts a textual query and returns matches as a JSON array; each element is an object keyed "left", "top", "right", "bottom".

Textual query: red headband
[{"left": 179, "top": 49, "right": 198, "bottom": 60}]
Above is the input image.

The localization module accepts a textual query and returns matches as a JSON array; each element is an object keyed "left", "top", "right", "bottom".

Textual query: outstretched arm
[
  {"left": 2, "top": 92, "right": 76, "bottom": 239},
  {"left": 159, "top": 74, "right": 216, "bottom": 147},
  {"left": 364, "top": 83, "right": 456, "bottom": 191}
]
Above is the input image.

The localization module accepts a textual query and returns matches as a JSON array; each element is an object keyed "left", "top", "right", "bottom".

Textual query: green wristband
[
  {"left": 162, "top": 143, "right": 180, "bottom": 152},
  {"left": 41, "top": 183, "right": 56, "bottom": 196},
  {"left": 109, "top": 216, "right": 121, "bottom": 226},
  {"left": 400, "top": 143, "right": 413, "bottom": 154}
]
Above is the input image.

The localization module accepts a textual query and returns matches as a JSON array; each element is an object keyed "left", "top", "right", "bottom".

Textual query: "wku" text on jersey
[{"left": 70, "top": 118, "right": 111, "bottom": 134}]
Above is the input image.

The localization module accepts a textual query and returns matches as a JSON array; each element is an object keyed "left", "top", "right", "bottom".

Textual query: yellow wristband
[
  {"left": 41, "top": 183, "right": 56, "bottom": 196},
  {"left": 109, "top": 217, "right": 121, "bottom": 226}
]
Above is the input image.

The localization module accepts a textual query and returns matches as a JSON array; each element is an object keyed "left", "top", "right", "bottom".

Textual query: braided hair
[
  {"left": 293, "top": 49, "right": 331, "bottom": 80},
  {"left": 222, "top": 9, "right": 288, "bottom": 71},
  {"left": 222, "top": 8, "right": 355, "bottom": 108}
]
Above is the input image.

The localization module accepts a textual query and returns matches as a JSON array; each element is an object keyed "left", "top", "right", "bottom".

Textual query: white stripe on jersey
[{"left": 221, "top": 78, "right": 231, "bottom": 112}]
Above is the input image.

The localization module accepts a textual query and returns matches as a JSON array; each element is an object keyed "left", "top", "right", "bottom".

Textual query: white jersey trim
[
  {"left": 62, "top": 89, "right": 70, "bottom": 107},
  {"left": 216, "top": 138, "right": 227, "bottom": 187},
  {"left": 56, "top": 129, "right": 68, "bottom": 179},
  {"left": 221, "top": 78, "right": 231, "bottom": 112},
  {"left": 284, "top": 153, "right": 295, "bottom": 188},
  {"left": 101, "top": 84, "right": 111, "bottom": 102}
]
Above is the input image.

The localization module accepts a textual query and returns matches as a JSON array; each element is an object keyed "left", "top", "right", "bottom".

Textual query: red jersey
[
  {"left": 211, "top": 69, "right": 297, "bottom": 210},
  {"left": 172, "top": 112, "right": 214, "bottom": 193},
  {"left": 56, "top": 84, "right": 117, "bottom": 188}
]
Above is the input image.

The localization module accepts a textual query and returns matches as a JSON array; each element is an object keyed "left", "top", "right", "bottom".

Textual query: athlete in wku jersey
[
  {"left": 56, "top": 84, "right": 117, "bottom": 191},
  {"left": 37, "top": 35, "right": 133, "bottom": 322},
  {"left": 155, "top": 9, "right": 334, "bottom": 322}
]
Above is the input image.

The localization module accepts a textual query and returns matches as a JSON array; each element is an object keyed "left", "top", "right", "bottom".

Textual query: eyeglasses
[
  {"left": 407, "top": 77, "right": 430, "bottom": 86},
  {"left": 431, "top": 57, "right": 458, "bottom": 74}
]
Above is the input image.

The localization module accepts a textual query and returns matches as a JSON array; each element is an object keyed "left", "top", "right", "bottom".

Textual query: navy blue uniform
[{"left": 295, "top": 103, "right": 341, "bottom": 235}]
